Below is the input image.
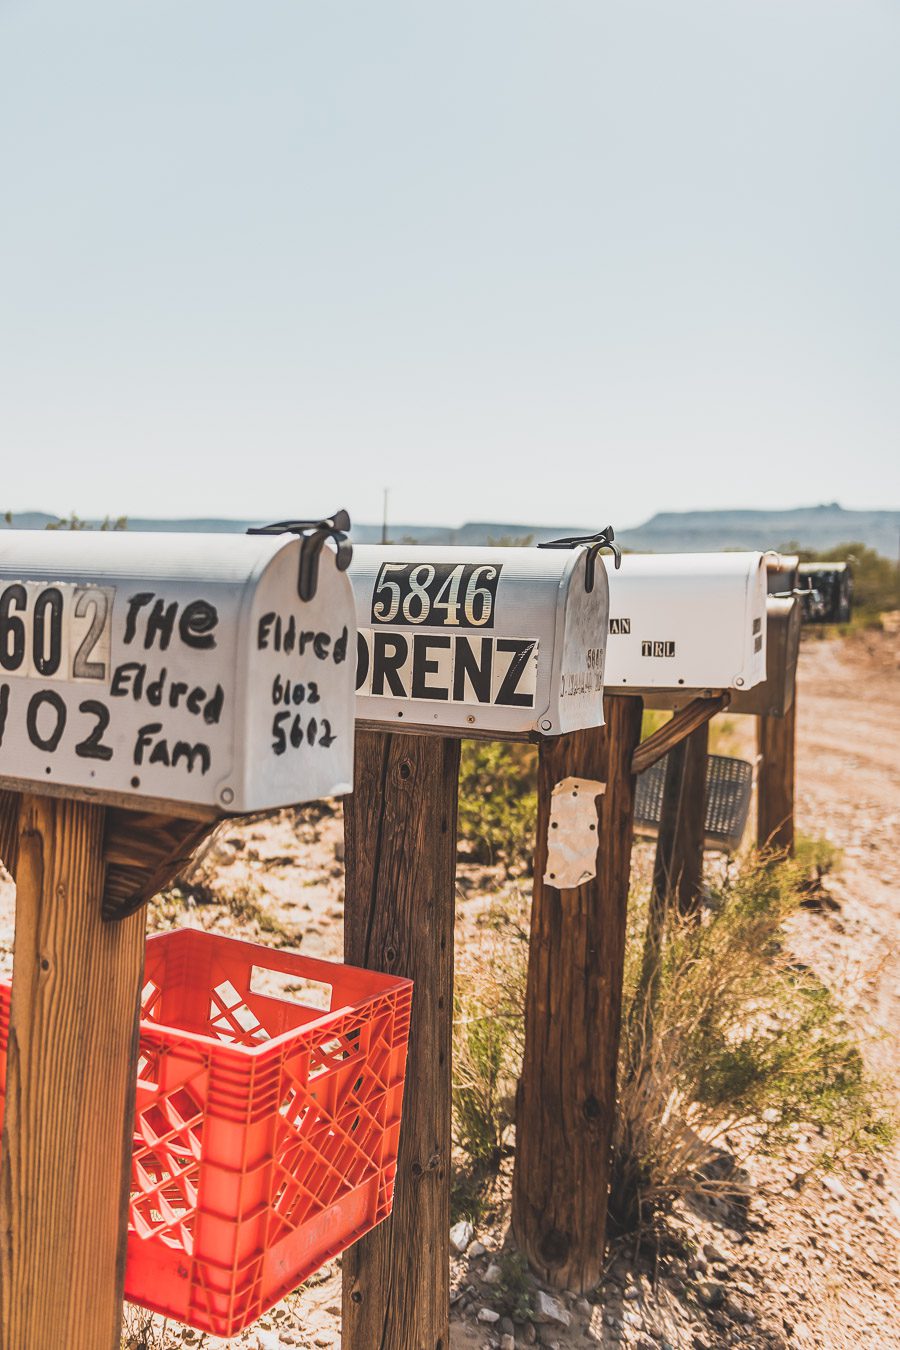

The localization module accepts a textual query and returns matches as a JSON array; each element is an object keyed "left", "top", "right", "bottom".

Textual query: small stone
[
  {"left": 501, "top": 1337, "right": 516, "bottom": 1350},
  {"left": 522, "top": 1323, "right": 538, "bottom": 1345},
  {"left": 702, "top": 1243, "right": 728, "bottom": 1264},
  {"left": 724, "top": 1295, "right": 755, "bottom": 1324},
  {"left": 624, "top": 1286, "right": 641, "bottom": 1300},
  {"left": 450, "top": 1220, "right": 475, "bottom": 1254},
  {"left": 477, "top": 1306, "right": 500, "bottom": 1324},
  {"left": 483, "top": 1262, "right": 502, "bottom": 1285},
  {"left": 575, "top": 1297, "right": 592, "bottom": 1315},
  {"left": 822, "top": 1174, "right": 851, "bottom": 1201},
  {"left": 467, "top": 1240, "right": 487, "bottom": 1258},
  {"left": 533, "top": 1290, "right": 571, "bottom": 1327},
  {"left": 697, "top": 1281, "right": 727, "bottom": 1309}
]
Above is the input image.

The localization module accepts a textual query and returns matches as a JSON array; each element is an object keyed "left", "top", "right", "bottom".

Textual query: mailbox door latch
[
  {"left": 248, "top": 509, "right": 353, "bottom": 601},
  {"left": 537, "top": 525, "right": 621, "bottom": 592}
]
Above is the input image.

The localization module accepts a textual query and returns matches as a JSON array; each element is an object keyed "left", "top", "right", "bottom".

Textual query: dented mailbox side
[
  {"left": 604, "top": 552, "right": 768, "bottom": 696},
  {"left": 350, "top": 545, "right": 608, "bottom": 737},
  {"left": 0, "top": 530, "right": 356, "bottom": 813}
]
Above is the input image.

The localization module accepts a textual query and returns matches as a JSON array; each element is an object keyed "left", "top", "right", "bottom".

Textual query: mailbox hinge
[
  {"left": 537, "top": 525, "right": 621, "bottom": 593},
  {"left": 247, "top": 509, "right": 353, "bottom": 601}
]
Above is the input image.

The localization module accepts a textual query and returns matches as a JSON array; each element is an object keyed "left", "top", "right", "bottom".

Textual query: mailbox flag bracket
[
  {"left": 248, "top": 509, "right": 353, "bottom": 601},
  {"left": 538, "top": 524, "right": 621, "bottom": 593}
]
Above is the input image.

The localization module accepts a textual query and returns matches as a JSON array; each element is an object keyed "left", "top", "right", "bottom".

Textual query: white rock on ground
[
  {"left": 533, "top": 1290, "right": 571, "bottom": 1327},
  {"left": 450, "top": 1219, "right": 474, "bottom": 1254}
]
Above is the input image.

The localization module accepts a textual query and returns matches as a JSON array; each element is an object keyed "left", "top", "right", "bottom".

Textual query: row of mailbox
[{"left": 0, "top": 530, "right": 799, "bottom": 815}]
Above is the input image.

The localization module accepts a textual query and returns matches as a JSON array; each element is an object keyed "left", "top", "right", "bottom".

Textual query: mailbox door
[
  {"left": 352, "top": 545, "right": 608, "bottom": 737},
  {"left": 240, "top": 540, "right": 355, "bottom": 811},
  {"left": 605, "top": 552, "right": 767, "bottom": 694}
]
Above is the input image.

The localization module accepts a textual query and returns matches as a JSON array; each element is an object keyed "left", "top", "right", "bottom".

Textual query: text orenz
[{"left": 356, "top": 630, "right": 539, "bottom": 707}]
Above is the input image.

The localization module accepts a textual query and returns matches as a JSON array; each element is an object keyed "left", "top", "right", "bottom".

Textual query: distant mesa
[{"left": 3, "top": 503, "right": 898, "bottom": 558}]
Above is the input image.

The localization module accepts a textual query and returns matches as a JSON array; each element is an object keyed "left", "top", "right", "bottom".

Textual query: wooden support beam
[
  {"left": 342, "top": 730, "right": 460, "bottom": 1350},
  {"left": 0, "top": 790, "right": 216, "bottom": 921},
  {"left": 512, "top": 694, "right": 643, "bottom": 1292},
  {"left": 757, "top": 696, "right": 796, "bottom": 855},
  {"left": 631, "top": 693, "right": 728, "bottom": 777},
  {"left": 0, "top": 794, "right": 146, "bottom": 1350}
]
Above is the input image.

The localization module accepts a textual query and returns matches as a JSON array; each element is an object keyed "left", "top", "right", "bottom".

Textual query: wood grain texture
[
  {"left": 757, "top": 698, "right": 796, "bottom": 855},
  {"left": 631, "top": 693, "right": 727, "bottom": 777},
  {"left": 102, "top": 809, "right": 216, "bottom": 919},
  {"left": 0, "top": 792, "right": 19, "bottom": 878},
  {"left": 0, "top": 795, "right": 213, "bottom": 921},
  {"left": 0, "top": 794, "right": 145, "bottom": 1350},
  {"left": 652, "top": 722, "right": 708, "bottom": 919},
  {"left": 342, "top": 730, "right": 460, "bottom": 1350},
  {"left": 512, "top": 695, "right": 644, "bottom": 1292}
]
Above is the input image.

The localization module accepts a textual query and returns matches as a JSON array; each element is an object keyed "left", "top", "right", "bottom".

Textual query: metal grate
[{"left": 634, "top": 753, "right": 753, "bottom": 853}]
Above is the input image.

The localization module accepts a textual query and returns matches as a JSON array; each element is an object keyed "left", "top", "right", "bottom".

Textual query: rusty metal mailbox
[
  {"left": 730, "top": 594, "right": 802, "bottom": 718},
  {"left": 349, "top": 544, "right": 609, "bottom": 737},
  {"left": 604, "top": 551, "right": 768, "bottom": 706},
  {"left": 0, "top": 528, "right": 356, "bottom": 813}
]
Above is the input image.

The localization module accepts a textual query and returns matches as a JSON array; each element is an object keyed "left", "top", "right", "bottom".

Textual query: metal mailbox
[
  {"left": 0, "top": 529, "right": 356, "bottom": 814},
  {"left": 798, "top": 561, "right": 853, "bottom": 624},
  {"left": 350, "top": 545, "right": 609, "bottom": 737},
  {"left": 730, "top": 595, "right": 801, "bottom": 718},
  {"left": 604, "top": 552, "right": 768, "bottom": 705}
]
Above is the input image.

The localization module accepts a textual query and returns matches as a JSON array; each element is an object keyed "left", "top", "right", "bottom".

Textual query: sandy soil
[{"left": 0, "top": 628, "right": 896, "bottom": 1350}]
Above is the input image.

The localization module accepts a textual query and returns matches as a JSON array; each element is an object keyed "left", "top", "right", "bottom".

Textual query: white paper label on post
[{"left": 543, "top": 776, "right": 607, "bottom": 890}]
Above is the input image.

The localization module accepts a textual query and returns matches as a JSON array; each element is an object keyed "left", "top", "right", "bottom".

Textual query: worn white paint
[
  {"left": 349, "top": 545, "right": 609, "bottom": 737},
  {"left": 543, "top": 776, "right": 606, "bottom": 889},
  {"left": 0, "top": 530, "right": 356, "bottom": 812}
]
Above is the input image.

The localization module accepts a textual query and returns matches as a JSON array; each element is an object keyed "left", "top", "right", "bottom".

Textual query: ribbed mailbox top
[
  {"left": 0, "top": 530, "right": 356, "bottom": 813},
  {"left": 350, "top": 544, "right": 609, "bottom": 738}
]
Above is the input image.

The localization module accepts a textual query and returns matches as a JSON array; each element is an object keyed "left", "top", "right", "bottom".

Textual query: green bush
[
  {"left": 611, "top": 852, "right": 893, "bottom": 1229},
  {"left": 457, "top": 741, "right": 538, "bottom": 867}
]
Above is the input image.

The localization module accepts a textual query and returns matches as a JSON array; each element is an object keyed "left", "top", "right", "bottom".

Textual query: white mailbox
[
  {"left": 350, "top": 545, "right": 609, "bottom": 737},
  {"left": 0, "top": 529, "right": 356, "bottom": 814},
  {"left": 604, "top": 552, "right": 768, "bottom": 702}
]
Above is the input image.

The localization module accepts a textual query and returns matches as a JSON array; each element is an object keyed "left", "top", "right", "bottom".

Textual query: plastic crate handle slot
[{"left": 249, "top": 966, "right": 333, "bottom": 1012}]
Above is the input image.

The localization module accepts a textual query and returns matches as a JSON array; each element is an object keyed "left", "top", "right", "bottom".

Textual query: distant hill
[{"left": 3, "top": 503, "right": 898, "bottom": 558}]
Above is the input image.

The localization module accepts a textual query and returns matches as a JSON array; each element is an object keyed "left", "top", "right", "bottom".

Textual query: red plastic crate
[{"left": 0, "top": 928, "right": 412, "bottom": 1337}]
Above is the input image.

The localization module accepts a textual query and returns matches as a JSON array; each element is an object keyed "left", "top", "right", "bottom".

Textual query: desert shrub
[
  {"left": 452, "top": 909, "right": 528, "bottom": 1171},
  {"left": 457, "top": 741, "right": 538, "bottom": 867},
  {"left": 611, "top": 852, "right": 893, "bottom": 1230}
]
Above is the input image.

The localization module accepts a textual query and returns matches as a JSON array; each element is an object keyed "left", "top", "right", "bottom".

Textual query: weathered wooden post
[
  {"left": 342, "top": 541, "right": 612, "bottom": 1347},
  {"left": 732, "top": 593, "right": 803, "bottom": 855},
  {"left": 512, "top": 693, "right": 642, "bottom": 1291},
  {"left": 0, "top": 518, "right": 357, "bottom": 1349}
]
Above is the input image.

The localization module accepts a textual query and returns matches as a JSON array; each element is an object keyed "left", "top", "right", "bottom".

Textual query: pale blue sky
[{"left": 1, "top": 0, "right": 898, "bottom": 528}]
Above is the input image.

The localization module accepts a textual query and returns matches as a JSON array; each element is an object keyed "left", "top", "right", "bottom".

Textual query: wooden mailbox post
[
  {"left": 0, "top": 522, "right": 356, "bottom": 1349},
  {"left": 733, "top": 591, "right": 803, "bottom": 854},
  {"left": 342, "top": 541, "right": 624, "bottom": 1343},
  {"left": 605, "top": 552, "right": 770, "bottom": 914}
]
